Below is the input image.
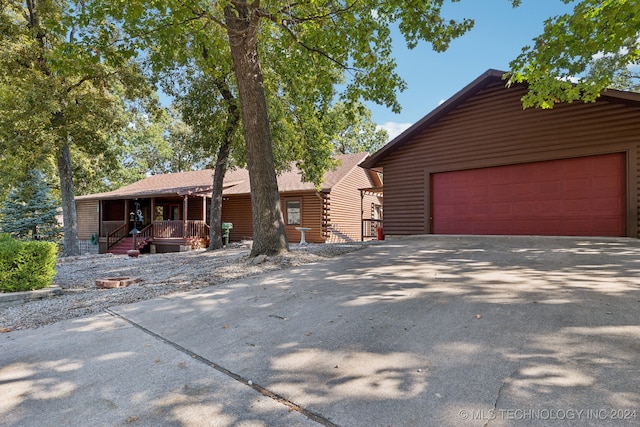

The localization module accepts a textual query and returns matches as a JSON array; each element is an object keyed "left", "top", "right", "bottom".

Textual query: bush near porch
[{"left": 0, "top": 234, "right": 57, "bottom": 293}]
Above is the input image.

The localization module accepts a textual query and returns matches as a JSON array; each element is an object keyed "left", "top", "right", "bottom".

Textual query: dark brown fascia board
[
  {"left": 77, "top": 187, "right": 214, "bottom": 201},
  {"left": 360, "top": 69, "right": 507, "bottom": 170},
  {"left": 599, "top": 88, "right": 640, "bottom": 107}
]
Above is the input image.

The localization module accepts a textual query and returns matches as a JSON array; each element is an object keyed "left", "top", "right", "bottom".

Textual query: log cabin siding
[
  {"left": 377, "top": 81, "right": 640, "bottom": 237},
  {"left": 221, "top": 195, "right": 254, "bottom": 241},
  {"left": 76, "top": 200, "right": 99, "bottom": 240},
  {"left": 282, "top": 192, "right": 324, "bottom": 243},
  {"left": 328, "top": 167, "right": 382, "bottom": 242},
  {"left": 186, "top": 196, "right": 206, "bottom": 221},
  {"left": 221, "top": 192, "right": 326, "bottom": 243},
  {"left": 76, "top": 153, "right": 372, "bottom": 249}
]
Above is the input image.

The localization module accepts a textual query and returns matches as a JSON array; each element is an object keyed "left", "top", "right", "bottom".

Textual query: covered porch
[
  {"left": 359, "top": 186, "right": 384, "bottom": 241},
  {"left": 99, "top": 194, "right": 211, "bottom": 254}
]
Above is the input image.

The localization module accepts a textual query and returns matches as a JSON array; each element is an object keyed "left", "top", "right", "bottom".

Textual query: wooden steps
[{"left": 107, "top": 237, "right": 135, "bottom": 255}]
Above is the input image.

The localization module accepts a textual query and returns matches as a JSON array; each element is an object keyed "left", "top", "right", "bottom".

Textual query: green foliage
[
  {"left": 0, "top": 236, "right": 58, "bottom": 293},
  {"left": 0, "top": 0, "right": 156, "bottom": 256},
  {"left": 69, "top": 102, "right": 204, "bottom": 195},
  {"left": 509, "top": 0, "right": 640, "bottom": 108},
  {"left": 170, "top": 73, "right": 244, "bottom": 169},
  {"left": 0, "top": 170, "right": 62, "bottom": 241},
  {"left": 136, "top": 106, "right": 215, "bottom": 174},
  {"left": 85, "top": 0, "right": 473, "bottom": 185},
  {"left": 74, "top": 0, "right": 476, "bottom": 255},
  {"left": 326, "top": 101, "right": 389, "bottom": 155}
]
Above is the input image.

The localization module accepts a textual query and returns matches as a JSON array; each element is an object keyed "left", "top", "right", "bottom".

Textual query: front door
[{"left": 170, "top": 204, "right": 181, "bottom": 221}]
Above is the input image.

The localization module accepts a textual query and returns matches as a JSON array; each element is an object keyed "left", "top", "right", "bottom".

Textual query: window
[
  {"left": 286, "top": 200, "right": 301, "bottom": 225},
  {"left": 155, "top": 206, "right": 164, "bottom": 221},
  {"left": 170, "top": 204, "right": 180, "bottom": 220}
]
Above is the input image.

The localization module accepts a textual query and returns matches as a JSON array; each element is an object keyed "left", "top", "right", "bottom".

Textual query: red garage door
[{"left": 432, "top": 153, "right": 626, "bottom": 236}]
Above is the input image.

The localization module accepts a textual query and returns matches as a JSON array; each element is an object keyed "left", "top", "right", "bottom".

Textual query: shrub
[{"left": 0, "top": 235, "right": 57, "bottom": 293}]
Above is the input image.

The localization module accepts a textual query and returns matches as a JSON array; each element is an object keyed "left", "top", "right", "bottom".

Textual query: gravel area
[{"left": 0, "top": 241, "right": 374, "bottom": 331}]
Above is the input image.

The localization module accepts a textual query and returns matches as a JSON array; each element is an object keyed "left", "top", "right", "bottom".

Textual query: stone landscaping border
[{"left": 0, "top": 286, "right": 63, "bottom": 307}]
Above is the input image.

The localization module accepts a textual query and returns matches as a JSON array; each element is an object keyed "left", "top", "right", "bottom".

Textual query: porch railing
[
  {"left": 135, "top": 224, "right": 154, "bottom": 249},
  {"left": 187, "top": 221, "right": 210, "bottom": 239},
  {"left": 361, "top": 219, "right": 383, "bottom": 241},
  {"left": 102, "top": 221, "right": 126, "bottom": 238},
  {"left": 106, "top": 223, "right": 128, "bottom": 250},
  {"left": 152, "top": 220, "right": 209, "bottom": 239},
  {"left": 104, "top": 221, "right": 209, "bottom": 248}
]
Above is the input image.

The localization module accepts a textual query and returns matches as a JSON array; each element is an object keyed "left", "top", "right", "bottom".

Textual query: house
[
  {"left": 75, "top": 152, "right": 383, "bottom": 254},
  {"left": 360, "top": 69, "right": 640, "bottom": 238}
]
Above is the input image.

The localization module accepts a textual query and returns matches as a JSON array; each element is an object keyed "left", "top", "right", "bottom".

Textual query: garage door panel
[
  {"left": 565, "top": 219, "right": 592, "bottom": 234},
  {"left": 564, "top": 178, "right": 592, "bottom": 192},
  {"left": 511, "top": 183, "right": 537, "bottom": 198},
  {"left": 432, "top": 153, "right": 625, "bottom": 237},
  {"left": 593, "top": 178, "right": 622, "bottom": 193},
  {"left": 564, "top": 163, "right": 592, "bottom": 179},
  {"left": 512, "top": 201, "right": 537, "bottom": 215},
  {"left": 594, "top": 156, "right": 623, "bottom": 175}
]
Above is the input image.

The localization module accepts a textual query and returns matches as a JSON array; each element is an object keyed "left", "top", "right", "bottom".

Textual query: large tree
[
  {"left": 0, "top": 0, "right": 151, "bottom": 256},
  {"left": 90, "top": 0, "right": 472, "bottom": 256},
  {"left": 169, "top": 72, "right": 243, "bottom": 250},
  {"left": 222, "top": 1, "right": 473, "bottom": 255},
  {"left": 509, "top": 0, "right": 640, "bottom": 108}
]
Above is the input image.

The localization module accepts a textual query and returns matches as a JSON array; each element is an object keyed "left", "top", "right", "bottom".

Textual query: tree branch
[
  {"left": 253, "top": 0, "right": 364, "bottom": 71},
  {"left": 277, "top": 19, "right": 358, "bottom": 72},
  {"left": 64, "top": 75, "right": 94, "bottom": 93}
]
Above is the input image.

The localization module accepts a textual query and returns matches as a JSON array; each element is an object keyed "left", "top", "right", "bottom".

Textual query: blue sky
[{"left": 371, "top": 0, "right": 575, "bottom": 139}]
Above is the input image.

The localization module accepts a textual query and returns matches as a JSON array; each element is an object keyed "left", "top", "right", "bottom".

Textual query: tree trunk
[
  {"left": 209, "top": 79, "right": 240, "bottom": 250},
  {"left": 224, "top": 2, "right": 289, "bottom": 256},
  {"left": 209, "top": 140, "right": 230, "bottom": 250},
  {"left": 57, "top": 143, "right": 80, "bottom": 256}
]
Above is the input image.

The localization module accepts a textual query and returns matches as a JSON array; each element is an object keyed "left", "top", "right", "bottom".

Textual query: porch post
[
  {"left": 99, "top": 200, "right": 103, "bottom": 237},
  {"left": 360, "top": 189, "right": 364, "bottom": 242},
  {"left": 124, "top": 199, "right": 129, "bottom": 231},
  {"left": 183, "top": 195, "right": 188, "bottom": 237},
  {"left": 150, "top": 198, "right": 156, "bottom": 237},
  {"left": 202, "top": 196, "right": 207, "bottom": 222}
]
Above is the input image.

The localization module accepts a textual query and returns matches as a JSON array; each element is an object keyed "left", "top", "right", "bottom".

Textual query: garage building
[{"left": 360, "top": 69, "right": 640, "bottom": 238}]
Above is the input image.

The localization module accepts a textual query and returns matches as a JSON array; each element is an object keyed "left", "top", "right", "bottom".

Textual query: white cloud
[
  {"left": 438, "top": 99, "right": 446, "bottom": 105},
  {"left": 560, "top": 75, "right": 580, "bottom": 84},
  {"left": 377, "top": 122, "right": 413, "bottom": 141}
]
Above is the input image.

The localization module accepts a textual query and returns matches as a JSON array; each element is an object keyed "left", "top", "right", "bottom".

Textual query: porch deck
[{"left": 101, "top": 220, "right": 210, "bottom": 254}]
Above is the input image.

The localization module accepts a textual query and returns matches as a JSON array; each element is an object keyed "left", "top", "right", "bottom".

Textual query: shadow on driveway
[{"left": 2, "top": 236, "right": 639, "bottom": 426}]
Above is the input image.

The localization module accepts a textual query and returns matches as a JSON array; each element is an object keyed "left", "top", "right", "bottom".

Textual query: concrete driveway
[{"left": 2, "top": 236, "right": 640, "bottom": 426}]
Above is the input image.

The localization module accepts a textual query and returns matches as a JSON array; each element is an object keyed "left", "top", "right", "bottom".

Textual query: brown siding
[
  {"left": 328, "top": 167, "right": 381, "bottom": 242},
  {"left": 76, "top": 200, "right": 98, "bottom": 240},
  {"left": 187, "top": 196, "right": 206, "bottom": 221},
  {"left": 380, "top": 82, "right": 640, "bottom": 238},
  {"left": 221, "top": 192, "right": 326, "bottom": 244},
  {"left": 282, "top": 192, "right": 324, "bottom": 243},
  {"left": 221, "top": 195, "right": 254, "bottom": 241}
]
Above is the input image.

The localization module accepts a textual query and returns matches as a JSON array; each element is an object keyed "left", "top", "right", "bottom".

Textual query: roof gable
[{"left": 360, "top": 69, "right": 640, "bottom": 170}]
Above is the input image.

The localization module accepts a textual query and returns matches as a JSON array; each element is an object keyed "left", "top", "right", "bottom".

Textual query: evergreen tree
[{"left": 0, "top": 170, "right": 62, "bottom": 241}]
